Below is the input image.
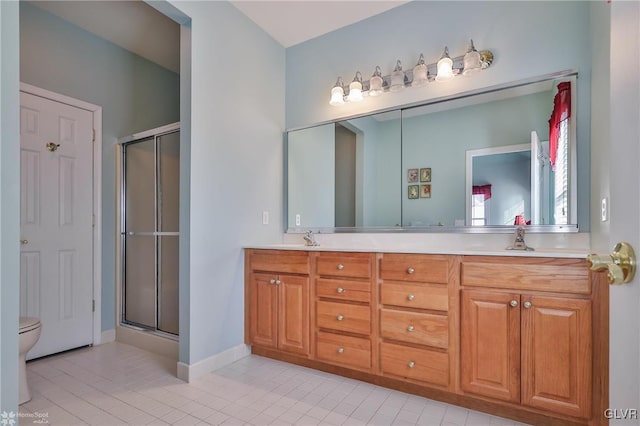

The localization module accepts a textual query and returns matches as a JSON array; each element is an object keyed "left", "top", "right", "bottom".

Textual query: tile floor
[{"left": 19, "top": 342, "right": 530, "bottom": 426}]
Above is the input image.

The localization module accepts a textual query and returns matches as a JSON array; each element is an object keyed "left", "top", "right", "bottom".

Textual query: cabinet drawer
[
  {"left": 316, "top": 331, "right": 371, "bottom": 370},
  {"left": 380, "top": 309, "right": 448, "bottom": 349},
  {"left": 461, "top": 257, "right": 590, "bottom": 294},
  {"left": 380, "top": 342, "right": 449, "bottom": 387},
  {"left": 250, "top": 250, "right": 310, "bottom": 275},
  {"left": 316, "top": 278, "right": 371, "bottom": 303},
  {"left": 381, "top": 283, "right": 448, "bottom": 311},
  {"left": 316, "top": 253, "right": 372, "bottom": 279},
  {"left": 317, "top": 300, "right": 371, "bottom": 334},
  {"left": 380, "top": 254, "right": 448, "bottom": 283}
]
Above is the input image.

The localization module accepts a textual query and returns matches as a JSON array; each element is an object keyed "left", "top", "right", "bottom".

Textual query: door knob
[
  {"left": 46, "top": 142, "right": 60, "bottom": 152},
  {"left": 20, "top": 239, "right": 28, "bottom": 245},
  {"left": 588, "top": 242, "right": 636, "bottom": 285}
]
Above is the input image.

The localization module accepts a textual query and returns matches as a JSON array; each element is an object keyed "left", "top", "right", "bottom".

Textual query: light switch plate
[
  {"left": 601, "top": 197, "right": 608, "bottom": 222},
  {"left": 262, "top": 211, "right": 269, "bottom": 225}
]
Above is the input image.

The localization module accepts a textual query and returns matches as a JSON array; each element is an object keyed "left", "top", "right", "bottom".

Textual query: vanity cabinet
[
  {"left": 314, "top": 252, "right": 375, "bottom": 372},
  {"left": 245, "top": 249, "right": 607, "bottom": 426},
  {"left": 246, "top": 250, "right": 310, "bottom": 356},
  {"left": 379, "top": 254, "right": 453, "bottom": 389},
  {"left": 460, "top": 257, "right": 594, "bottom": 420}
]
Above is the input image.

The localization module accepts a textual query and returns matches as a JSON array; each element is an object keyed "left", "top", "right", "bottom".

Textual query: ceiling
[
  {"left": 28, "top": 1, "right": 410, "bottom": 74},
  {"left": 230, "top": 1, "right": 410, "bottom": 48},
  {"left": 29, "top": 0, "right": 181, "bottom": 73}
]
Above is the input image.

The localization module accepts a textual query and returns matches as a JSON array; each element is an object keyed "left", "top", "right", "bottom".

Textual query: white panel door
[{"left": 20, "top": 92, "right": 94, "bottom": 360}]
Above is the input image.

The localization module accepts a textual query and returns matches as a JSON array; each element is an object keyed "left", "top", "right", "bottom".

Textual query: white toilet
[{"left": 19, "top": 317, "right": 41, "bottom": 405}]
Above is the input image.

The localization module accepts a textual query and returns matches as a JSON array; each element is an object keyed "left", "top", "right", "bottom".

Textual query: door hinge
[
  {"left": 92, "top": 129, "right": 95, "bottom": 142},
  {"left": 92, "top": 214, "right": 95, "bottom": 227},
  {"left": 92, "top": 300, "right": 96, "bottom": 312}
]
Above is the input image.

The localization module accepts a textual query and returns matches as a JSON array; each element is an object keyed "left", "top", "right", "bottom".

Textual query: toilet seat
[{"left": 19, "top": 317, "right": 41, "bottom": 334}]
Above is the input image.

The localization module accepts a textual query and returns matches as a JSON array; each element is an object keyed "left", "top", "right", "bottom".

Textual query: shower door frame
[{"left": 119, "top": 122, "right": 180, "bottom": 338}]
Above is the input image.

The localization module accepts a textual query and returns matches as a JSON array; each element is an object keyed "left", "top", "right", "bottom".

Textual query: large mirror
[{"left": 286, "top": 72, "right": 577, "bottom": 232}]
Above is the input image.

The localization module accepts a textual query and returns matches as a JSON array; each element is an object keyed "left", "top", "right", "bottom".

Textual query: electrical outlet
[
  {"left": 295, "top": 214, "right": 301, "bottom": 226},
  {"left": 601, "top": 197, "right": 608, "bottom": 222},
  {"left": 262, "top": 211, "right": 269, "bottom": 225}
]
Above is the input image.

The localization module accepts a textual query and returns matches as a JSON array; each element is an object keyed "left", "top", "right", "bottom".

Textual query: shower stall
[{"left": 120, "top": 123, "right": 180, "bottom": 336}]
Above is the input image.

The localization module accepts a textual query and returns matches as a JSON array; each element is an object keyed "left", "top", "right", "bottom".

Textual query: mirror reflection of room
[{"left": 286, "top": 73, "right": 576, "bottom": 231}]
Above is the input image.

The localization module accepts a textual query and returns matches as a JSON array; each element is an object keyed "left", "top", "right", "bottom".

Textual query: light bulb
[
  {"left": 436, "top": 46, "right": 454, "bottom": 82},
  {"left": 329, "top": 77, "right": 345, "bottom": 106},
  {"left": 463, "top": 39, "right": 482, "bottom": 76},
  {"left": 390, "top": 60, "right": 405, "bottom": 92},
  {"left": 411, "top": 53, "right": 428, "bottom": 87},
  {"left": 369, "top": 66, "right": 384, "bottom": 97},
  {"left": 347, "top": 71, "right": 363, "bottom": 102}
]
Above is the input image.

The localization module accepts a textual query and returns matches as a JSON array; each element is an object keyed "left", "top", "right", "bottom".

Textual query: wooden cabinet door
[
  {"left": 461, "top": 290, "right": 521, "bottom": 403},
  {"left": 521, "top": 295, "right": 591, "bottom": 418},
  {"left": 278, "top": 275, "right": 309, "bottom": 355},
  {"left": 249, "top": 273, "right": 278, "bottom": 348}
]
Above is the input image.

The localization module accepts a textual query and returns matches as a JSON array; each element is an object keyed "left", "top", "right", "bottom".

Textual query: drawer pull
[
  {"left": 509, "top": 300, "right": 518, "bottom": 308},
  {"left": 337, "top": 264, "right": 345, "bottom": 270},
  {"left": 408, "top": 361, "right": 416, "bottom": 368},
  {"left": 337, "top": 347, "right": 344, "bottom": 354},
  {"left": 336, "top": 287, "right": 345, "bottom": 294},
  {"left": 337, "top": 315, "right": 345, "bottom": 321},
  {"left": 407, "top": 294, "right": 415, "bottom": 301},
  {"left": 523, "top": 301, "right": 532, "bottom": 309},
  {"left": 407, "top": 325, "right": 415, "bottom": 332},
  {"left": 407, "top": 267, "right": 415, "bottom": 274},
  {"left": 269, "top": 279, "right": 276, "bottom": 284}
]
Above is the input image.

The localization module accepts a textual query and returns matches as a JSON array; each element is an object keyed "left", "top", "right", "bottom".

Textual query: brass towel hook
[{"left": 588, "top": 242, "right": 636, "bottom": 285}]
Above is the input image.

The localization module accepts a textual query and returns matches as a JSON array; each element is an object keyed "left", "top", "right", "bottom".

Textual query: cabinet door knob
[
  {"left": 336, "top": 287, "right": 345, "bottom": 294},
  {"left": 275, "top": 279, "right": 281, "bottom": 285},
  {"left": 337, "top": 347, "right": 344, "bottom": 354},
  {"left": 337, "top": 264, "right": 344, "bottom": 270},
  {"left": 509, "top": 300, "right": 518, "bottom": 308},
  {"left": 269, "top": 279, "right": 276, "bottom": 284},
  {"left": 407, "top": 267, "right": 415, "bottom": 275},
  {"left": 408, "top": 361, "right": 416, "bottom": 368},
  {"left": 407, "top": 294, "right": 415, "bottom": 301},
  {"left": 523, "top": 301, "right": 532, "bottom": 309},
  {"left": 407, "top": 325, "right": 415, "bottom": 332},
  {"left": 337, "top": 315, "right": 344, "bottom": 321}
]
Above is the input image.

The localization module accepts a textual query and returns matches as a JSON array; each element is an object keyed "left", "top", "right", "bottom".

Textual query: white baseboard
[
  {"left": 177, "top": 344, "right": 251, "bottom": 382},
  {"left": 99, "top": 329, "right": 116, "bottom": 345}
]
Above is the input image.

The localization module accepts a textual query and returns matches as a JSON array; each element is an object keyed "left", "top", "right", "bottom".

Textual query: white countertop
[
  {"left": 245, "top": 232, "right": 591, "bottom": 259},
  {"left": 244, "top": 244, "right": 590, "bottom": 259}
]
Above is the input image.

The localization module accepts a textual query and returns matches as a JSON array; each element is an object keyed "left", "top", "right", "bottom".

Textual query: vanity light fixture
[
  {"left": 328, "top": 41, "right": 493, "bottom": 106},
  {"left": 347, "top": 71, "right": 364, "bottom": 102},
  {"left": 411, "top": 54, "right": 429, "bottom": 87},
  {"left": 435, "top": 46, "right": 454, "bottom": 82},
  {"left": 389, "top": 60, "right": 406, "bottom": 92},
  {"left": 329, "top": 77, "right": 345, "bottom": 106},
  {"left": 369, "top": 66, "right": 384, "bottom": 96},
  {"left": 462, "top": 39, "right": 482, "bottom": 76}
]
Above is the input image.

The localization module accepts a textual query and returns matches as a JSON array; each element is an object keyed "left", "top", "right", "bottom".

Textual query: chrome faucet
[
  {"left": 506, "top": 226, "right": 534, "bottom": 251},
  {"left": 303, "top": 230, "right": 319, "bottom": 247}
]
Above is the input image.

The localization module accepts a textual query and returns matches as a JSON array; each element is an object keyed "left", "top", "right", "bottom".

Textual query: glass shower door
[{"left": 122, "top": 129, "right": 179, "bottom": 335}]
